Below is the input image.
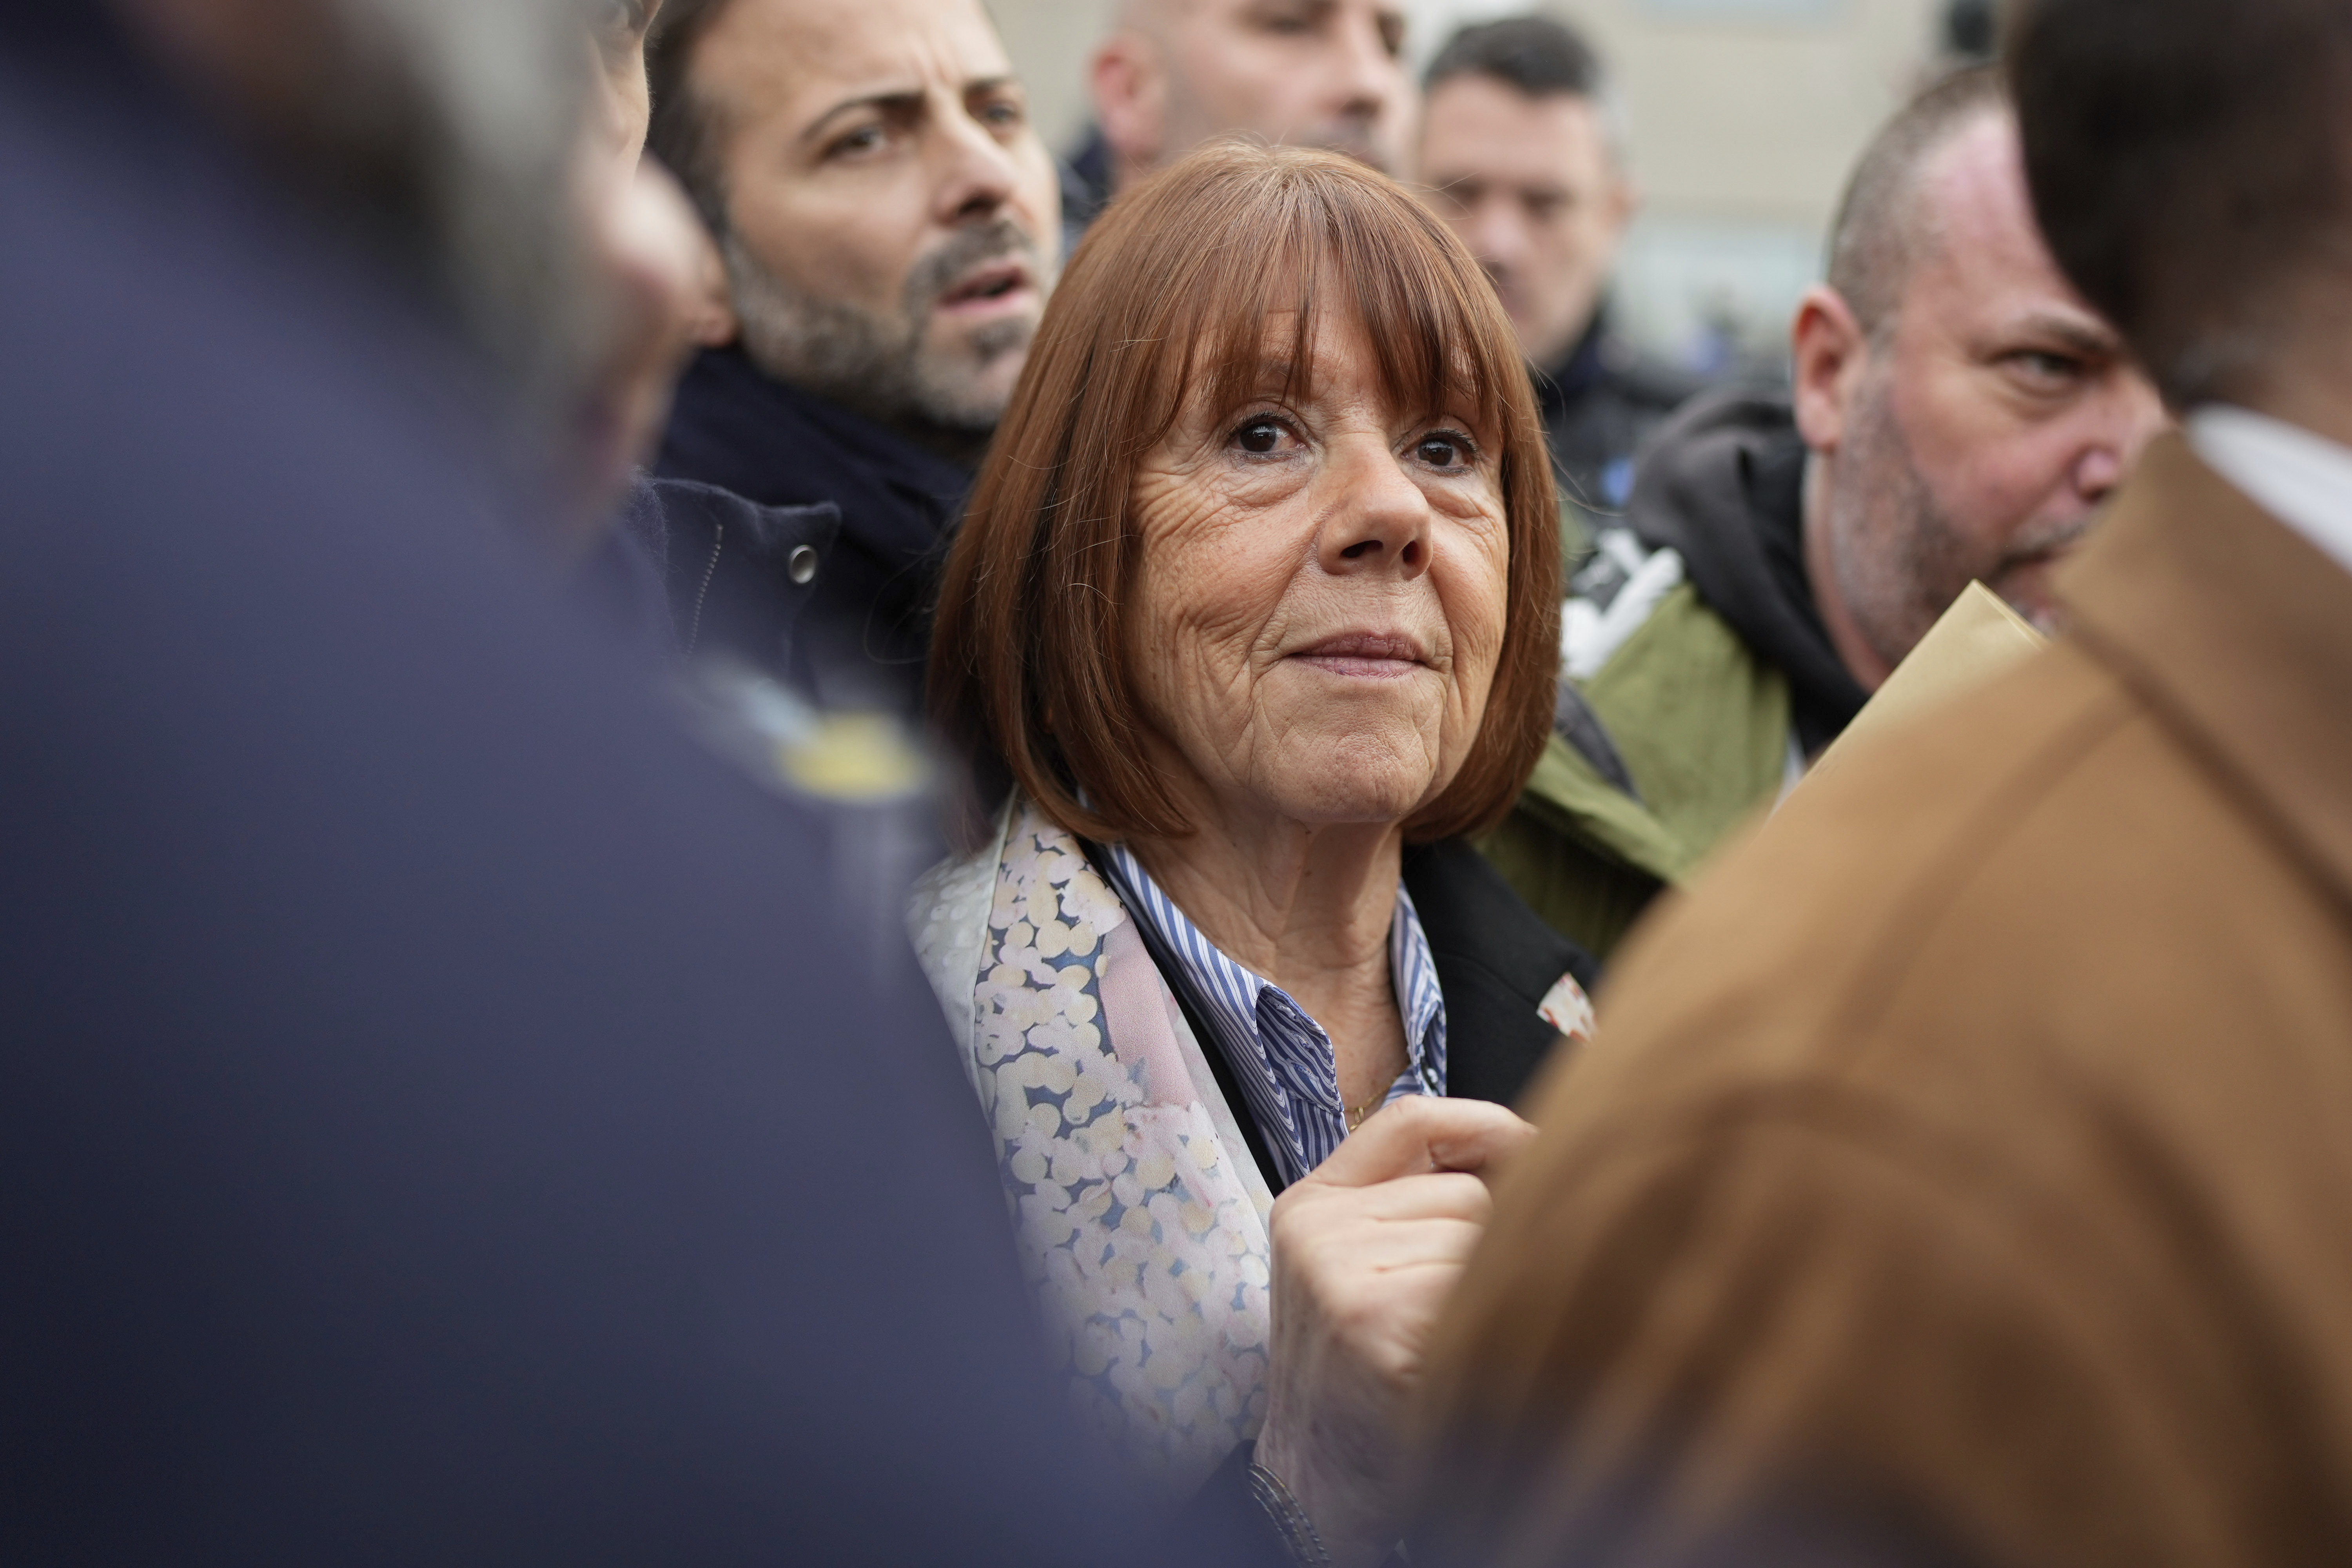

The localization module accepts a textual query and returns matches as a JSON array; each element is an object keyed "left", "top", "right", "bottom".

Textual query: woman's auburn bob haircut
[{"left": 929, "top": 139, "right": 1561, "bottom": 849}]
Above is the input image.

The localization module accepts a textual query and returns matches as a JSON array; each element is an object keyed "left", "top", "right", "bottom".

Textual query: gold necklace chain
[{"left": 1345, "top": 1088, "right": 1388, "bottom": 1135}]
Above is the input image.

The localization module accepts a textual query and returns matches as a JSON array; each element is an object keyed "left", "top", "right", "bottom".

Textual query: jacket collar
[
  {"left": 1536, "top": 311, "right": 1611, "bottom": 410},
  {"left": 656, "top": 346, "right": 972, "bottom": 563},
  {"left": 2060, "top": 432, "right": 2352, "bottom": 903}
]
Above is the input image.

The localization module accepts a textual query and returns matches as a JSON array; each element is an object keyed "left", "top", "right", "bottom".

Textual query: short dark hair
[
  {"left": 2013, "top": 0, "right": 2352, "bottom": 407},
  {"left": 1942, "top": 0, "right": 1996, "bottom": 62},
  {"left": 1824, "top": 65, "right": 2008, "bottom": 339},
  {"left": 644, "top": 0, "right": 734, "bottom": 234},
  {"left": 1423, "top": 14, "right": 1603, "bottom": 101},
  {"left": 930, "top": 142, "right": 1561, "bottom": 850}
]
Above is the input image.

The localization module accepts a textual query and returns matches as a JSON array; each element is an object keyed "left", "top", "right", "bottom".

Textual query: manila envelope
[{"left": 1803, "top": 580, "right": 2048, "bottom": 789}]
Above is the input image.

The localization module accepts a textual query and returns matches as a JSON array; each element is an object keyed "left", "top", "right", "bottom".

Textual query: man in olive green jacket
[{"left": 1485, "top": 65, "right": 2163, "bottom": 957}]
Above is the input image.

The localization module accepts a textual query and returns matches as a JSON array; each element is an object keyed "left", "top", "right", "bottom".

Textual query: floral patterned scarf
[{"left": 909, "top": 799, "right": 1277, "bottom": 1496}]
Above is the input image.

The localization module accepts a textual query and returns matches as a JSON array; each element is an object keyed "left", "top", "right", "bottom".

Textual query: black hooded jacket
[{"left": 1623, "top": 387, "right": 1870, "bottom": 755}]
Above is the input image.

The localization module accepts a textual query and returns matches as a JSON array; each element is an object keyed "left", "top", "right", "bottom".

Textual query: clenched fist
[{"left": 1253, "top": 1095, "right": 1536, "bottom": 1566}]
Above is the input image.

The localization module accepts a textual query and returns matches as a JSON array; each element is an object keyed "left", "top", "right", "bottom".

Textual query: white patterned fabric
[
  {"left": 909, "top": 800, "right": 1279, "bottom": 1495},
  {"left": 1097, "top": 838, "right": 1445, "bottom": 1187}
]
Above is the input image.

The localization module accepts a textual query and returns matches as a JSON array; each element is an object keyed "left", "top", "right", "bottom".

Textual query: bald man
[
  {"left": 1062, "top": 0, "right": 1413, "bottom": 235},
  {"left": 646, "top": 0, "right": 1060, "bottom": 712},
  {"left": 1482, "top": 67, "right": 2167, "bottom": 959}
]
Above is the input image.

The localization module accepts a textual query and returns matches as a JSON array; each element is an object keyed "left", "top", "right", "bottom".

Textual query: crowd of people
[{"left": 9, "top": 0, "right": 2352, "bottom": 1564}]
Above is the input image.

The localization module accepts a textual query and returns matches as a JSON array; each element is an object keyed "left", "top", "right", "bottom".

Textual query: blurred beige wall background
[{"left": 994, "top": 0, "right": 1957, "bottom": 368}]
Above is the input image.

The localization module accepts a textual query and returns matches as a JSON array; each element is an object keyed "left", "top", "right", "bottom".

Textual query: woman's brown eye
[
  {"left": 1237, "top": 420, "right": 1282, "bottom": 455},
  {"left": 1418, "top": 437, "right": 1462, "bottom": 467}
]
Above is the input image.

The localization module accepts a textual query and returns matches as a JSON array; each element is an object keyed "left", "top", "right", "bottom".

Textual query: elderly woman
[{"left": 911, "top": 142, "right": 1593, "bottom": 1560}]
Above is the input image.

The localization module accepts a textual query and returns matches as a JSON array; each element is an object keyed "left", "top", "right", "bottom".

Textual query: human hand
[{"left": 1252, "top": 1096, "right": 1536, "bottom": 1566}]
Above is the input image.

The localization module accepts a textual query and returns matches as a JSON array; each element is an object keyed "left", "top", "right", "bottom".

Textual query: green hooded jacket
[{"left": 1482, "top": 388, "right": 1869, "bottom": 959}]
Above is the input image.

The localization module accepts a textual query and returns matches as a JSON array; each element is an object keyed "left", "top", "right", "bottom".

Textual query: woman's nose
[{"left": 1319, "top": 440, "right": 1430, "bottom": 576}]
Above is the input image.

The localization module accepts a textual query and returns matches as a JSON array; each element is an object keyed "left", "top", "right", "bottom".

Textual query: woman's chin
[{"left": 1247, "top": 750, "right": 1450, "bottom": 828}]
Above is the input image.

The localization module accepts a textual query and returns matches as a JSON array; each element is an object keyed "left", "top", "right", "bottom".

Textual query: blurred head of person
[
  {"left": 1088, "top": 0, "right": 1414, "bottom": 194},
  {"left": 1793, "top": 66, "right": 2167, "bottom": 688},
  {"left": 2015, "top": 0, "right": 2352, "bottom": 433},
  {"left": 125, "top": 0, "right": 593, "bottom": 408},
  {"left": 129, "top": 0, "right": 717, "bottom": 530},
  {"left": 572, "top": 0, "right": 723, "bottom": 515},
  {"left": 645, "top": 0, "right": 1060, "bottom": 449},
  {"left": 1416, "top": 15, "right": 1635, "bottom": 372},
  {"left": 930, "top": 139, "right": 1557, "bottom": 869}
]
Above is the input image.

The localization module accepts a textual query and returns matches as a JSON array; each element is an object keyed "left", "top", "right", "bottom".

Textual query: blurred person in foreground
[
  {"left": 1063, "top": 0, "right": 1414, "bottom": 237},
  {"left": 0, "top": 4, "right": 1272, "bottom": 1563},
  {"left": 1482, "top": 65, "right": 2165, "bottom": 959},
  {"left": 913, "top": 140, "right": 1594, "bottom": 1565},
  {"left": 1413, "top": 0, "right": 2352, "bottom": 1562},
  {"left": 642, "top": 0, "right": 1059, "bottom": 713},
  {"left": 1417, "top": 15, "right": 1700, "bottom": 530}
]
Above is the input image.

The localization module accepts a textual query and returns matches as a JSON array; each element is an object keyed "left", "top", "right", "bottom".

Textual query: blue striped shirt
[{"left": 1100, "top": 842, "right": 1448, "bottom": 1186}]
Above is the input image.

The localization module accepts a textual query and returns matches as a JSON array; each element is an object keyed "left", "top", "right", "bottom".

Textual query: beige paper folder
[{"left": 1804, "top": 581, "right": 2048, "bottom": 787}]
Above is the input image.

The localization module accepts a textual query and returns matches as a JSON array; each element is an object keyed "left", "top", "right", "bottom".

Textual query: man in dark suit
[
  {"left": 0, "top": 8, "right": 1260, "bottom": 1563},
  {"left": 1410, "top": 1, "right": 2352, "bottom": 1563}
]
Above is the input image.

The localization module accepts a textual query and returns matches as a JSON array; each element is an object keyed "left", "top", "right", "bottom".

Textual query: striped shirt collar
[{"left": 1100, "top": 840, "right": 1447, "bottom": 1187}]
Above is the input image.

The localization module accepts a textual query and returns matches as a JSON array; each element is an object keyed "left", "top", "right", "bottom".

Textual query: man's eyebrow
[
  {"left": 2009, "top": 310, "right": 2122, "bottom": 358},
  {"left": 800, "top": 90, "right": 924, "bottom": 147},
  {"left": 799, "top": 78, "right": 1021, "bottom": 147}
]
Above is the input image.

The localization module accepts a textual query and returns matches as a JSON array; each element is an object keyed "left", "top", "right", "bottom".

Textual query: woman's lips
[{"left": 1289, "top": 632, "right": 1430, "bottom": 679}]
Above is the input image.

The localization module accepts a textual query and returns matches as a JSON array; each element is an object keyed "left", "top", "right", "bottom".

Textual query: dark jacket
[
  {"left": 601, "top": 472, "right": 842, "bottom": 676},
  {"left": 1060, "top": 128, "right": 1114, "bottom": 261},
  {"left": 1539, "top": 312, "right": 1706, "bottom": 533},
  {"left": 1483, "top": 387, "right": 1867, "bottom": 959},
  {"left": 0, "top": 20, "right": 1272, "bottom": 1566},
  {"left": 655, "top": 346, "right": 972, "bottom": 711}
]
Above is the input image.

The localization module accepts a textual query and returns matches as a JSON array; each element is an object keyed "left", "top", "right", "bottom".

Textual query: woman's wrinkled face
[{"left": 1126, "top": 310, "right": 1512, "bottom": 831}]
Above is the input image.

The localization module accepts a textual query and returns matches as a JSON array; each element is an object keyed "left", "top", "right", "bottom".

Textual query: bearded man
[
  {"left": 1485, "top": 65, "right": 2167, "bottom": 958},
  {"left": 646, "top": 0, "right": 1060, "bottom": 710}
]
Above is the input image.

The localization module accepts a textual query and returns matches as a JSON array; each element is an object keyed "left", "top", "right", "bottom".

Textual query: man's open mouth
[{"left": 938, "top": 261, "right": 1032, "bottom": 310}]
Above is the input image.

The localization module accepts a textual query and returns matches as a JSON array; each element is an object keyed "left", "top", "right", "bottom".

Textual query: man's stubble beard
[
  {"left": 724, "top": 219, "right": 1046, "bottom": 435},
  {"left": 1826, "top": 368, "right": 2091, "bottom": 671}
]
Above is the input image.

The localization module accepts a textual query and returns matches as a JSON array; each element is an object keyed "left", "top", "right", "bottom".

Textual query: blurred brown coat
[{"left": 1415, "top": 435, "right": 2352, "bottom": 1568}]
